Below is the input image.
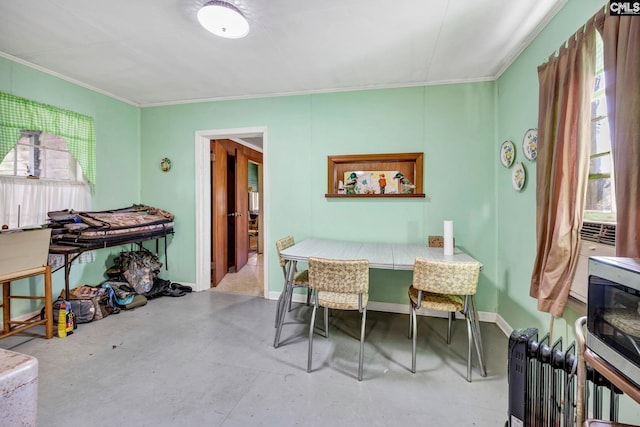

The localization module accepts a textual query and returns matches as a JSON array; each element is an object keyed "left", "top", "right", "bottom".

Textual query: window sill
[
  {"left": 0, "top": 176, "right": 86, "bottom": 185},
  {"left": 567, "top": 295, "right": 586, "bottom": 315}
]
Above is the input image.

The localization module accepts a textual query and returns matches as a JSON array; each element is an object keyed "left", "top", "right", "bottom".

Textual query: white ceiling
[{"left": 0, "top": 0, "right": 566, "bottom": 107}]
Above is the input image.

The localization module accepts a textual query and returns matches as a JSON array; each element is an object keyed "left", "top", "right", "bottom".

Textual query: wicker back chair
[
  {"left": 408, "top": 258, "right": 486, "bottom": 381},
  {"left": 307, "top": 257, "right": 369, "bottom": 381},
  {"left": 427, "top": 235, "right": 455, "bottom": 248}
]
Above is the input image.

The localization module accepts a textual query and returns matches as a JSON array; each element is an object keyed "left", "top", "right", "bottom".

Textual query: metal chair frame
[
  {"left": 274, "top": 236, "right": 312, "bottom": 329},
  {"left": 408, "top": 258, "right": 487, "bottom": 382},
  {"left": 307, "top": 257, "right": 369, "bottom": 381}
]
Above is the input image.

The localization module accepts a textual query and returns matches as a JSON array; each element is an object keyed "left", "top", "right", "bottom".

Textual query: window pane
[
  {"left": 0, "top": 131, "right": 82, "bottom": 181},
  {"left": 42, "top": 133, "right": 67, "bottom": 151},
  {"left": 589, "top": 153, "right": 612, "bottom": 176},
  {"left": 585, "top": 32, "right": 614, "bottom": 218},
  {"left": 0, "top": 150, "right": 15, "bottom": 175},
  {"left": 591, "top": 117, "right": 611, "bottom": 154},
  {"left": 585, "top": 177, "right": 612, "bottom": 211},
  {"left": 40, "top": 133, "right": 72, "bottom": 179},
  {"left": 591, "top": 93, "right": 607, "bottom": 119},
  {"left": 15, "top": 144, "right": 33, "bottom": 176},
  {"left": 41, "top": 149, "right": 72, "bottom": 180}
]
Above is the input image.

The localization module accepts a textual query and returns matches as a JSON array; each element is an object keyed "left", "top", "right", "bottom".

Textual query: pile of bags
[
  {"left": 108, "top": 248, "right": 191, "bottom": 299},
  {"left": 51, "top": 248, "right": 191, "bottom": 325}
]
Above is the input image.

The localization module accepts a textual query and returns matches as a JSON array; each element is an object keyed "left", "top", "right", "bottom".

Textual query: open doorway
[
  {"left": 210, "top": 138, "right": 263, "bottom": 293},
  {"left": 193, "top": 127, "right": 268, "bottom": 296}
]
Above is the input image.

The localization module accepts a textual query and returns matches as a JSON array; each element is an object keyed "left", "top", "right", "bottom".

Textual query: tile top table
[
  {"left": 390, "top": 243, "right": 480, "bottom": 270},
  {"left": 274, "top": 238, "right": 481, "bottom": 348},
  {"left": 279, "top": 238, "right": 480, "bottom": 270}
]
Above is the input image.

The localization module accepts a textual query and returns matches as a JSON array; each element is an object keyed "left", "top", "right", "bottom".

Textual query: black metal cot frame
[{"left": 49, "top": 229, "right": 173, "bottom": 298}]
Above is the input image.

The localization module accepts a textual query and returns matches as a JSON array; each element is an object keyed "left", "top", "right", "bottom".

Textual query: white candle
[{"left": 444, "top": 220, "right": 454, "bottom": 255}]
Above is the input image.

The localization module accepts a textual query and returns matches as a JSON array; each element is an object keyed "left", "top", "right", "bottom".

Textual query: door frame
[{"left": 194, "top": 126, "right": 268, "bottom": 295}]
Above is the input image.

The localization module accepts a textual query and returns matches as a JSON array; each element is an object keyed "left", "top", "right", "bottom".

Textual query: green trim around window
[{"left": 0, "top": 91, "right": 96, "bottom": 186}]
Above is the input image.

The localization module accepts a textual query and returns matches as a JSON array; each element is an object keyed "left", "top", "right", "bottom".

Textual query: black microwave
[{"left": 586, "top": 256, "right": 640, "bottom": 388}]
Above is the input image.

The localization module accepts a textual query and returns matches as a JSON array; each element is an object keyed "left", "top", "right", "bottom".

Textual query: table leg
[
  {"left": 44, "top": 266, "right": 53, "bottom": 339},
  {"left": 64, "top": 254, "right": 71, "bottom": 298},
  {"left": 274, "top": 261, "right": 296, "bottom": 328},
  {"left": 274, "top": 280, "right": 286, "bottom": 328},
  {"left": 274, "top": 261, "right": 296, "bottom": 348},
  {"left": 163, "top": 235, "right": 168, "bottom": 270},
  {"left": 273, "top": 286, "right": 289, "bottom": 347},
  {"left": 469, "top": 296, "right": 487, "bottom": 377},
  {"left": 2, "top": 281, "right": 10, "bottom": 335}
]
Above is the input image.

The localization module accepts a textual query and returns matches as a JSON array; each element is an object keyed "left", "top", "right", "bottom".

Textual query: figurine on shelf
[
  {"left": 378, "top": 173, "right": 387, "bottom": 194},
  {"left": 345, "top": 172, "right": 358, "bottom": 194},
  {"left": 394, "top": 172, "right": 416, "bottom": 194}
]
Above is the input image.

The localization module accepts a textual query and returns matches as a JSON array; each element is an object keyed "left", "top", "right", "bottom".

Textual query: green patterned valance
[{"left": 0, "top": 91, "right": 96, "bottom": 185}]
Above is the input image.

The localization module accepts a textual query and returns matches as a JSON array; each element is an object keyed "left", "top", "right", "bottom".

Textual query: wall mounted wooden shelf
[{"left": 326, "top": 152, "right": 424, "bottom": 198}]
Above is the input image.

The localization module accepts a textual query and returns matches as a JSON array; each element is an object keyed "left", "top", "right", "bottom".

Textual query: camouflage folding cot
[{"left": 48, "top": 204, "right": 174, "bottom": 246}]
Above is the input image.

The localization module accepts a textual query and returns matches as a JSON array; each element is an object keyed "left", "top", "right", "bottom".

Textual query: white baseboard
[
  {"left": 367, "top": 301, "right": 499, "bottom": 326},
  {"left": 494, "top": 313, "right": 514, "bottom": 337},
  {"left": 268, "top": 291, "right": 513, "bottom": 337},
  {"left": 6, "top": 291, "right": 516, "bottom": 340}
]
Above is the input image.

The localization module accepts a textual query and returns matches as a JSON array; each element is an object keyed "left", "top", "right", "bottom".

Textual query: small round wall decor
[
  {"left": 160, "top": 157, "right": 172, "bottom": 172},
  {"left": 512, "top": 162, "right": 526, "bottom": 191},
  {"left": 500, "top": 140, "right": 515, "bottom": 168},
  {"left": 522, "top": 129, "right": 538, "bottom": 161}
]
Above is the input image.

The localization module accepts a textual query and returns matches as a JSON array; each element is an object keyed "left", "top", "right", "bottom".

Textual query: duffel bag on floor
[{"left": 63, "top": 285, "right": 113, "bottom": 323}]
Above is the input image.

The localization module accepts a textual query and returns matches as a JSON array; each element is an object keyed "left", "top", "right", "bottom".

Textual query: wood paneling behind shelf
[{"left": 326, "top": 152, "right": 424, "bottom": 198}]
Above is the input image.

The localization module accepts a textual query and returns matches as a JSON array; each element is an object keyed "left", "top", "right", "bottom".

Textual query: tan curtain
[
  {"left": 596, "top": 14, "right": 640, "bottom": 258},
  {"left": 530, "top": 26, "right": 596, "bottom": 317}
]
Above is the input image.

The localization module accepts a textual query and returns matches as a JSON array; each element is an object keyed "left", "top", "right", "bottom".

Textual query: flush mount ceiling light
[{"left": 197, "top": 1, "right": 249, "bottom": 39}]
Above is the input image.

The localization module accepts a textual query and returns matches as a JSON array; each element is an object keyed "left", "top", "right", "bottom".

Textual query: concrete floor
[{"left": 1, "top": 288, "right": 509, "bottom": 426}]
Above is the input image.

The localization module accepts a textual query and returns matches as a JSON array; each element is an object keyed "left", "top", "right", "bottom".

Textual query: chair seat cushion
[
  {"left": 318, "top": 291, "right": 368, "bottom": 310},
  {"left": 293, "top": 269, "right": 309, "bottom": 286},
  {"left": 408, "top": 286, "right": 463, "bottom": 312}
]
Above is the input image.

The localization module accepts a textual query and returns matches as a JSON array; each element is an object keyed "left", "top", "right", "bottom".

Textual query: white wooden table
[{"left": 274, "top": 238, "right": 481, "bottom": 347}]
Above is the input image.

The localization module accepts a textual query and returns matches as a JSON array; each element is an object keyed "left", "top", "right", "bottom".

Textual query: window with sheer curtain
[
  {"left": 0, "top": 131, "right": 91, "bottom": 228},
  {"left": 0, "top": 93, "right": 96, "bottom": 267},
  {"left": 0, "top": 92, "right": 95, "bottom": 229},
  {"left": 0, "top": 92, "right": 96, "bottom": 183}
]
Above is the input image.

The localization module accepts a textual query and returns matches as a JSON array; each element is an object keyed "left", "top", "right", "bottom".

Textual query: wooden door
[
  {"left": 211, "top": 138, "right": 262, "bottom": 286},
  {"left": 234, "top": 148, "right": 249, "bottom": 271},
  {"left": 212, "top": 141, "right": 228, "bottom": 286}
]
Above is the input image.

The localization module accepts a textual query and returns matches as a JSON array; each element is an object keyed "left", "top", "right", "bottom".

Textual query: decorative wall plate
[
  {"left": 500, "top": 140, "right": 516, "bottom": 168},
  {"left": 512, "top": 162, "right": 526, "bottom": 191},
  {"left": 522, "top": 128, "right": 538, "bottom": 161},
  {"left": 160, "top": 157, "right": 172, "bottom": 172}
]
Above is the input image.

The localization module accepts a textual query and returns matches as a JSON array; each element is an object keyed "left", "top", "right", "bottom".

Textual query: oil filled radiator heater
[{"left": 507, "top": 327, "right": 622, "bottom": 426}]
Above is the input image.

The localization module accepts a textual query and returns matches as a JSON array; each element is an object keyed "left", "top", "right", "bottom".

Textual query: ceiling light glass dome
[{"left": 197, "top": 1, "right": 249, "bottom": 39}]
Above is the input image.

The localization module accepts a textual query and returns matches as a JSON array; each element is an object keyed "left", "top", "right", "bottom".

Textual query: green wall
[
  {"left": 139, "top": 83, "right": 498, "bottom": 311},
  {"left": 496, "top": 0, "right": 607, "bottom": 339}
]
